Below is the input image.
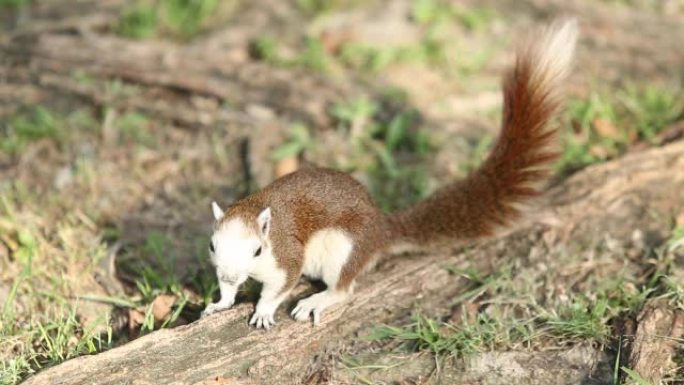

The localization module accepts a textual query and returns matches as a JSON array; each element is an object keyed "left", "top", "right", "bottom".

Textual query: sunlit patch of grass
[
  {"left": 0, "top": 184, "right": 114, "bottom": 384},
  {"left": 365, "top": 236, "right": 670, "bottom": 360},
  {"left": 366, "top": 312, "right": 499, "bottom": 357},
  {"left": 1, "top": 94, "right": 242, "bottom": 384},
  {"left": 250, "top": 1, "right": 495, "bottom": 76},
  {"left": 0, "top": 304, "right": 113, "bottom": 384},
  {"left": 541, "top": 297, "right": 619, "bottom": 345},
  {"left": 364, "top": 282, "right": 649, "bottom": 359},
  {"left": 364, "top": 219, "right": 684, "bottom": 362}
]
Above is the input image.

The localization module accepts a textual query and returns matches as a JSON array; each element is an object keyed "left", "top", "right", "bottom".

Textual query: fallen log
[{"left": 21, "top": 140, "right": 684, "bottom": 385}]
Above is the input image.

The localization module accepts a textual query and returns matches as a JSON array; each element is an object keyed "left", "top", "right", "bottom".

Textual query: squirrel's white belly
[{"left": 302, "top": 228, "right": 353, "bottom": 285}]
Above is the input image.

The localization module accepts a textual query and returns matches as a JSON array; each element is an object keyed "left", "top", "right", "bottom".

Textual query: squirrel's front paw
[
  {"left": 201, "top": 301, "right": 233, "bottom": 318},
  {"left": 249, "top": 309, "right": 276, "bottom": 330}
]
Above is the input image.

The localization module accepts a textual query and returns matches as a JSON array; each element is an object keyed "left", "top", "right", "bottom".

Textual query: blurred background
[{"left": 0, "top": 0, "right": 682, "bottom": 383}]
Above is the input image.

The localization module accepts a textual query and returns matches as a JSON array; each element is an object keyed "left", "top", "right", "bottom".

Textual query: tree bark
[{"left": 626, "top": 299, "right": 684, "bottom": 384}]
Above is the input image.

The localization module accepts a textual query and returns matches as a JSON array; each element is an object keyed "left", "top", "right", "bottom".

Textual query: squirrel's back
[{"left": 225, "top": 167, "right": 387, "bottom": 248}]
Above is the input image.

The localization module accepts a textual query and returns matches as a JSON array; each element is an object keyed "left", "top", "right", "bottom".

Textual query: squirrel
[{"left": 201, "top": 20, "right": 578, "bottom": 329}]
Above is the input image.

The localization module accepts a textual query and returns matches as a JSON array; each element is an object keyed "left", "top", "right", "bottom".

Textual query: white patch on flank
[
  {"left": 528, "top": 19, "right": 578, "bottom": 91},
  {"left": 302, "top": 228, "right": 354, "bottom": 286}
]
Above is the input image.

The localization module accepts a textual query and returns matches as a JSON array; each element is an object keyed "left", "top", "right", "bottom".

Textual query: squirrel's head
[{"left": 208, "top": 201, "right": 272, "bottom": 286}]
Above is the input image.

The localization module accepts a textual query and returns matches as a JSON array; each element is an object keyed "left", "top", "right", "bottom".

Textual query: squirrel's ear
[
  {"left": 257, "top": 207, "right": 271, "bottom": 237},
  {"left": 212, "top": 201, "right": 224, "bottom": 221}
]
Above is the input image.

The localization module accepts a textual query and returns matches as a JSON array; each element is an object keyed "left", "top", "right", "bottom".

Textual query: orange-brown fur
[{"left": 220, "top": 168, "right": 390, "bottom": 292}]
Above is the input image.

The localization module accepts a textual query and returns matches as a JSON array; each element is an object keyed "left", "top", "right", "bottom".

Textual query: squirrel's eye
[
  {"left": 254, "top": 246, "right": 262, "bottom": 257},
  {"left": 209, "top": 241, "right": 215, "bottom": 253}
]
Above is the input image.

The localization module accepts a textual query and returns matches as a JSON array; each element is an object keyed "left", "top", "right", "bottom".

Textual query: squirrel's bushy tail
[{"left": 388, "top": 20, "right": 578, "bottom": 245}]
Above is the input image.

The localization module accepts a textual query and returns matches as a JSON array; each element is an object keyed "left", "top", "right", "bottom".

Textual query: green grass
[
  {"left": 271, "top": 123, "right": 314, "bottom": 161},
  {"left": 0, "top": 106, "right": 100, "bottom": 157},
  {"left": 296, "top": 36, "right": 332, "bottom": 73},
  {"left": 251, "top": 1, "right": 496, "bottom": 75},
  {"left": 1, "top": 107, "right": 59, "bottom": 156},
  {"left": 0, "top": 104, "right": 225, "bottom": 383},
  {"left": 248, "top": 35, "right": 282, "bottom": 65},
  {"left": 558, "top": 83, "right": 683, "bottom": 173},
  {"left": 0, "top": 184, "right": 114, "bottom": 383},
  {"left": 116, "top": 0, "right": 235, "bottom": 40},
  {"left": 412, "top": 0, "right": 494, "bottom": 31},
  {"left": 459, "top": 134, "right": 494, "bottom": 174},
  {"left": 114, "top": 111, "right": 152, "bottom": 145},
  {"left": 364, "top": 281, "right": 648, "bottom": 359},
  {"left": 249, "top": 34, "right": 334, "bottom": 73},
  {"left": 0, "top": 0, "right": 29, "bottom": 8},
  {"left": 621, "top": 367, "right": 652, "bottom": 385},
  {"left": 364, "top": 221, "right": 684, "bottom": 366},
  {"left": 163, "top": 0, "right": 219, "bottom": 38},
  {"left": 0, "top": 305, "right": 112, "bottom": 384},
  {"left": 367, "top": 312, "right": 499, "bottom": 357},
  {"left": 296, "top": 0, "right": 363, "bottom": 15},
  {"left": 329, "top": 96, "right": 431, "bottom": 211},
  {"left": 117, "top": 5, "right": 158, "bottom": 39}
]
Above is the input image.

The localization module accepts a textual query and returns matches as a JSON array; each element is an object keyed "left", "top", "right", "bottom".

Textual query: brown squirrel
[{"left": 201, "top": 20, "right": 578, "bottom": 329}]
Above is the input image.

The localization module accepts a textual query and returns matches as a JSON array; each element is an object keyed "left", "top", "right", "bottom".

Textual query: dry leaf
[
  {"left": 589, "top": 145, "right": 610, "bottom": 158},
  {"left": 593, "top": 118, "right": 620, "bottom": 138},
  {"left": 151, "top": 294, "right": 176, "bottom": 321},
  {"left": 128, "top": 309, "right": 145, "bottom": 330},
  {"left": 676, "top": 212, "right": 684, "bottom": 227},
  {"left": 274, "top": 156, "right": 299, "bottom": 178},
  {"left": 320, "top": 29, "right": 353, "bottom": 55},
  {"left": 627, "top": 127, "right": 639, "bottom": 143},
  {"left": 449, "top": 302, "right": 480, "bottom": 324}
]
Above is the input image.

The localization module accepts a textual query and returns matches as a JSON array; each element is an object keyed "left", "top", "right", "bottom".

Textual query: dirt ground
[{"left": 1, "top": 0, "right": 683, "bottom": 384}]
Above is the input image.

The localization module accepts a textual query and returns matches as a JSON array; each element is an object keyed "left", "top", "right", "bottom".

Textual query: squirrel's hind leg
[
  {"left": 291, "top": 288, "right": 350, "bottom": 325},
  {"left": 293, "top": 241, "right": 382, "bottom": 325},
  {"left": 292, "top": 230, "right": 362, "bottom": 325}
]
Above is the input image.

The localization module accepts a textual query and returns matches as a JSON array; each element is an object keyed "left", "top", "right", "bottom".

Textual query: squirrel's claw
[
  {"left": 201, "top": 301, "right": 233, "bottom": 319},
  {"left": 249, "top": 311, "right": 276, "bottom": 330}
]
